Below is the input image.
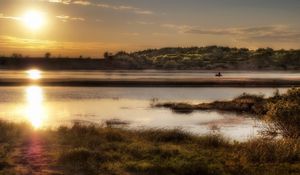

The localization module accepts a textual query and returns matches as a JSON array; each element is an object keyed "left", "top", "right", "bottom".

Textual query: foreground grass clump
[
  {"left": 53, "top": 124, "right": 231, "bottom": 175},
  {"left": 0, "top": 122, "right": 299, "bottom": 175},
  {"left": 239, "top": 138, "right": 299, "bottom": 163},
  {"left": 55, "top": 124, "right": 299, "bottom": 175}
]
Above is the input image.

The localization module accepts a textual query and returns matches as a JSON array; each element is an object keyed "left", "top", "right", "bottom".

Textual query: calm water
[
  {"left": 0, "top": 70, "right": 294, "bottom": 141},
  {"left": 0, "top": 85, "right": 287, "bottom": 141},
  {"left": 1, "top": 70, "right": 300, "bottom": 80}
]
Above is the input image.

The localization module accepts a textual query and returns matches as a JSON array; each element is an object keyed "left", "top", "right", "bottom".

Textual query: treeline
[
  {"left": 1, "top": 46, "right": 300, "bottom": 70},
  {"left": 109, "top": 46, "right": 300, "bottom": 70}
]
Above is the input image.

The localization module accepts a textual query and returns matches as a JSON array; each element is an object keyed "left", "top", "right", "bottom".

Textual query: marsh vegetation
[
  {"left": 155, "top": 88, "right": 300, "bottom": 139},
  {"left": 0, "top": 88, "right": 299, "bottom": 175},
  {"left": 0, "top": 122, "right": 299, "bottom": 175}
]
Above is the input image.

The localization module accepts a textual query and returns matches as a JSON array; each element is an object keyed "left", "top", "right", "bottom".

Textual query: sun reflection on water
[
  {"left": 26, "top": 69, "right": 41, "bottom": 80},
  {"left": 25, "top": 86, "right": 47, "bottom": 129}
]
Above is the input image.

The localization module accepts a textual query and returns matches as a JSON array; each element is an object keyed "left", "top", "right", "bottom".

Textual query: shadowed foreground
[{"left": 0, "top": 122, "right": 299, "bottom": 175}]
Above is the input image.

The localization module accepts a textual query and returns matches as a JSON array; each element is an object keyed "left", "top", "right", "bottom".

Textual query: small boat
[{"left": 215, "top": 72, "right": 222, "bottom": 77}]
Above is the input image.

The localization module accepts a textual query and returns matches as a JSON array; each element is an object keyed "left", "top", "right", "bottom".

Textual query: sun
[
  {"left": 27, "top": 69, "right": 42, "bottom": 80},
  {"left": 22, "top": 10, "right": 45, "bottom": 30}
]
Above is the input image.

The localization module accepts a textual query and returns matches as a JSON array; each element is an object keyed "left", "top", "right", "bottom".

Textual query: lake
[
  {"left": 1, "top": 70, "right": 300, "bottom": 80},
  {"left": 0, "top": 86, "right": 288, "bottom": 141},
  {"left": 0, "top": 70, "right": 295, "bottom": 141}
]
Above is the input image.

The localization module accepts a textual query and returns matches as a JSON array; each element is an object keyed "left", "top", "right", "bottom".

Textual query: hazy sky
[{"left": 0, "top": 0, "right": 299, "bottom": 57}]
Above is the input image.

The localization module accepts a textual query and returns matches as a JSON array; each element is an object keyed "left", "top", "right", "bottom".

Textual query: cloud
[
  {"left": 233, "top": 26, "right": 300, "bottom": 42},
  {"left": 151, "top": 32, "right": 170, "bottom": 36},
  {"left": 166, "top": 24, "right": 300, "bottom": 42},
  {"left": 161, "top": 24, "right": 193, "bottom": 33},
  {"left": 115, "top": 5, "right": 137, "bottom": 10},
  {"left": 184, "top": 28, "right": 237, "bottom": 35},
  {"left": 95, "top": 19, "right": 103, "bottom": 22},
  {"left": 122, "top": 32, "right": 140, "bottom": 36},
  {"left": 56, "top": 15, "right": 85, "bottom": 22},
  {"left": 134, "top": 10, "right": 153, "bottom": 15},
  {"left": 47, "top": 0, "right": 72, "bottom": 4},
  {"left": 0, "top": 13, "right": 21, "bottom": 21},
  {"left": 137, "top": 21, "right": 154, "bottom": 25},
  {"left": 0, "top": 35, "right": 147, "bottom": 57},
  {"left": 73, "top": 0, "right": 91, "bottom": 6},
  {"left": 56, "top": 15, "right": 69, "bottom": 19},
  {"left": 96, "top": 3, "right": 154, "bottom": 15},
  {"left": 43, "top": 0, "right": 154, "bottom": 15},
  {"left": 245, "top": 32, "right": 300, "bottom": 42},
  {"left": 96, "top": 3, "right": 136, "bottom": 10}
]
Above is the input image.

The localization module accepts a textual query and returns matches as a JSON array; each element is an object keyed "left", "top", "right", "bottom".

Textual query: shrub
[{"left": 266, "top": 100, "right": 300, "bottom": 138}]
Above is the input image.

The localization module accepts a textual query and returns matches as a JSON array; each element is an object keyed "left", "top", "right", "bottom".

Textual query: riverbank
[
  {"left": 155, "top": 93, "right": 267, "bottom": 114},
  {"left": 1, "top": 78, "right": 300, "bottom": 87},
  {"left": 155, "top": 88, "right": 300, "bottom": 139},
  {"left": 0, "top": 121, "right": 299, "bottom": 175}
]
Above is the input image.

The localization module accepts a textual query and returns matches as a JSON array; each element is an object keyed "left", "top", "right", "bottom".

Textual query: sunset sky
[{"left": 0, "top": 0, "right": 299, "bottom": 57}]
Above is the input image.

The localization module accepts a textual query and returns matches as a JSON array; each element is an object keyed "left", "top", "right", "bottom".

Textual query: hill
[{"left": 1, "top": 46, "right": 300, "bottom": 70}]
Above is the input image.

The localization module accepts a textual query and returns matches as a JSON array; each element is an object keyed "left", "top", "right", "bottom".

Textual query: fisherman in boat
[{"left": 215, "top": 72, "right": 222, "bottom": 77}]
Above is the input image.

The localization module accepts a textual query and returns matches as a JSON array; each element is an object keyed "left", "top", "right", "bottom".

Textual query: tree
[
  {"left": 45, "top": 52, "right": 51, "bottom": 59},
  {"left": 104, "top": 52, "right": 109, "bottom": 59},
  {"left": 11, "top": 53, "right": 22, "bottom": 58},
  {"left": 104, "top": 52, "right": 113, "bottom": 60}
]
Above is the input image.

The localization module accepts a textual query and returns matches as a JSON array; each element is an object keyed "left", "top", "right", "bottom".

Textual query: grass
[{"left": 0, "top": 122, "right": 299, "bottom": 175}]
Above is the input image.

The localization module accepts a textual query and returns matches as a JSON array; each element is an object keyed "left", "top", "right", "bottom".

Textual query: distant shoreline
[
  {"left": 2, "top": 68, "right": 300, "bottom": 72},
  {"left": 1, "top": 46, "right": 300, "bottom": 70},
  {"left": 1, "top": 78, "right": 300, "bottom": 87}
]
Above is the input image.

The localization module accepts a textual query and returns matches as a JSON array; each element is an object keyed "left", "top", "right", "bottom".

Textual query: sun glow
[
  {"left": 27, "top": 69, "right": 41, "bottom": 80},
  {"left": 22, "top": 10, "right": 45, "bottom": 30},
  {"left": 25, "top": 86, "right": 46, "bottom": 129}
]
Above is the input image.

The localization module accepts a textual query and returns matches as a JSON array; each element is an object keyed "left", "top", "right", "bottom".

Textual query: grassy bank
[
  {"left": 155, "top": 88, "right": 300, "bottom": 138},
  {"left": 0, "top": 122, "right": 299, "bottom": 175},
  {"left": 155, "top": 93, "right": 267, "bottom": 115}
]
